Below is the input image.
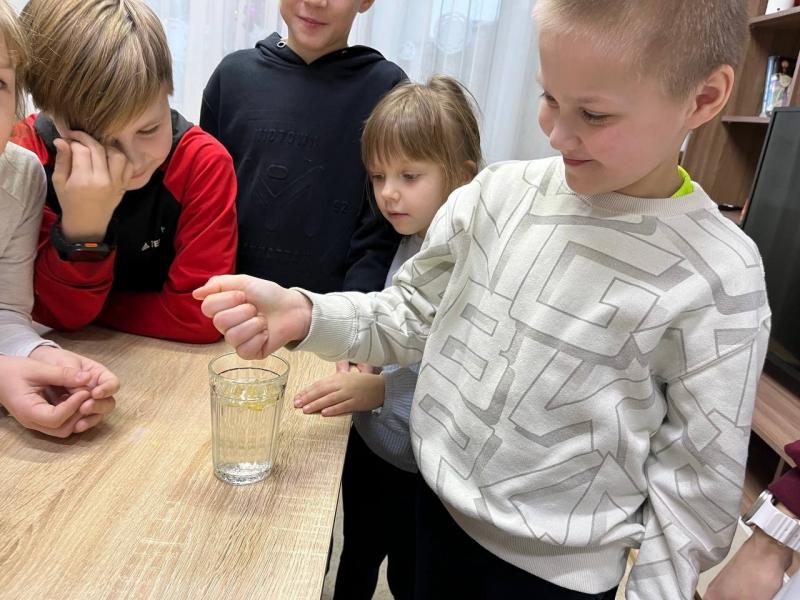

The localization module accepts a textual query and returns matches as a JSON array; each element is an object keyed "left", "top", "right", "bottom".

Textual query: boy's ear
[
  {"left": 358, "top": 0, "right": 376, "bottom": 13},
  {"left": 685, "top": 65, "right": 735, "bottom": 130}
]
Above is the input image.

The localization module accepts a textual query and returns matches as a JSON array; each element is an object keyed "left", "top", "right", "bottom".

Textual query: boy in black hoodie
[
  {"left": 201, "top": 2, "right": 408, "bottom": 598},
  {"left": 201, "top": 0, "right": 405, "bottom": 295}
]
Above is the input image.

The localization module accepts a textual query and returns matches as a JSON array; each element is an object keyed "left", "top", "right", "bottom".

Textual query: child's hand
[
  {"left": 30, "top": 346, "right": 119, "bottom": 398},
  {"left": 294, "top": 371, "right": 384, "bottom": 416},
  {"left": 193, "top": 274, "right": 313, "bottom": 359},
  {"left": 52, "top": 130, "right": 134, "bottom": 242},
  {"left": 0, "top": 356, "right": 97, "bottom": 437},
  {"left": 28, "top": 346, "right": 118, "bottom": 433}
]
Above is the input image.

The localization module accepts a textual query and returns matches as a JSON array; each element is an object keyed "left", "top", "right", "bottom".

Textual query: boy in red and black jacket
[{"left": 13, "top": 0, "right": 236, "bottom": 343}]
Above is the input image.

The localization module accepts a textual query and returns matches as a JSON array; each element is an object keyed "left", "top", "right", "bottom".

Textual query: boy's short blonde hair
[
  {"left": 535, "top": 0, "right": 749, "bottom": 98},
  {"left": 0, "top": 0, "right": 29, "bottom": 119},
  {"left": 362, "top": 75, "right": 483, "bottom": 197},
  {"left": 21, "top": 0, "right": 174, "bottom": 138}
]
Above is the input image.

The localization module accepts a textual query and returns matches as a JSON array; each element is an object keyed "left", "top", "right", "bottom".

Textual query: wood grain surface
[{"left": 0, "top": 327, "right": 349, "bottom": 600}]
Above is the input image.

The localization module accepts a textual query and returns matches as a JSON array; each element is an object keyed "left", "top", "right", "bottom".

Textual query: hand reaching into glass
[{"left": 193, "top": 274, "right": 313, "bottom": 359}]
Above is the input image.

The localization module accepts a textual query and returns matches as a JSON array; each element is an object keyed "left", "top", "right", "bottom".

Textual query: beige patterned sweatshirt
[{"left": 297, "top": 158, "right": 771, "bottom": 598}]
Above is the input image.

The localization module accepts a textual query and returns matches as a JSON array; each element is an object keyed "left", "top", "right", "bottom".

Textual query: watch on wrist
[
  {"left": 51, "top": 220, "right": 113, "bottom": 262},
  {"left": 744, "top": 490, "right": 800, "bottom": 552}
]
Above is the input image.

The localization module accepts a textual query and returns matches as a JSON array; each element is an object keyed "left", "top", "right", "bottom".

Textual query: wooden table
[{"left": 0, "top": 328, "right": 349, "bottom": 599}]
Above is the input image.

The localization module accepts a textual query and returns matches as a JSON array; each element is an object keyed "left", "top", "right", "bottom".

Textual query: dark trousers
[
  {"left": 414, "top": 476, "right": 619, "bottom": 600},
  {"left": 333, "top": 427, "right": 417, "bottom": 600}
]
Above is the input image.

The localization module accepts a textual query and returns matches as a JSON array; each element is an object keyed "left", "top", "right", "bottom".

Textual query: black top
[{"left": 201, "top": 32, "right": 406, "bottom": 293}]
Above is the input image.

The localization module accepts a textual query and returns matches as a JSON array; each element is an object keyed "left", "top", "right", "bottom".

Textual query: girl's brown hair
[
  {"left": 20, "top": 0, "right": 174, "bottom": 138},
  {"left": 0, "top": 0, "right": 30, "bottom": 119},
  {"left": 362, "top": 75, "right": 482, "bottom": 197}
]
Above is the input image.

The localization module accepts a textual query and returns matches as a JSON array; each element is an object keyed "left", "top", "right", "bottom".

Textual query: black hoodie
[{"left": 201, "top": 33, "right": 405, "bottom": 294}]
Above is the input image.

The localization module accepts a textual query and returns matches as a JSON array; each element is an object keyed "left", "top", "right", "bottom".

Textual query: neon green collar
[{"left": 671, "top": 166, "right": 694, "bottom": 198}]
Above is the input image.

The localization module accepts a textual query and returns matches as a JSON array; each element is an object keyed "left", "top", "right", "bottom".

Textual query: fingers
[
  {"left": 301, "top": 391, "right": 348, "bottom": 415},
  {"left": 91, "top": 371, "right": 120, "bottom": 399},
  {"left": 66, "top": 130, "right": 107, "bottom": 175},
  {"left": 78, "top": 396, "right": 116, "bottom": 417},
  {"left": 20, "top": 390, "right": 111, "bottom": 437},
  {"left": 28, "top": 388, "right": 90, "bottom": 429},
  {"left": 73, "top": 413, "right": 106, "bottom": 434},
  {"left": 199, "top": 291, "right": 247, "bottom": 319},
  {"left": 63, "top": 353, "right": 120, "bottom": 399},
  {"left": 321, "top": 401, "right": 358, "bottom": 417},
  {"left": 106, "top": 146, "right": 132, "bottom": 189},
  {"left": 294, "top": 377, "right": 340, "bottom": 408},
  {"left": 335, "top": 360, "right": 353, "bottom": 373},
  {"left": 68, "top": 141, "right": 94, "bottom": 182},
  {"left": 27, "top": 362, "right": 92, "bottom": 389},
  {"left": 212, "top": 303, "right": 258, "bottom": 333},
  {"left": 234, "top": 331, "right": 271, "bottom": 361},
  {"left": 33, "top": 411, "right": 85, "bottom": 439},
  {"left": 52, "top": 138, "right": 73, "bottom": 187},
  {"left": 223, "top": 315, "right": 268, "bottom": 353},
  {"left": 355, "top": 363, "right": 376, "bottom": 374},
  {"left": 193, "top": 275, "right": 250, "bottom": 301}
]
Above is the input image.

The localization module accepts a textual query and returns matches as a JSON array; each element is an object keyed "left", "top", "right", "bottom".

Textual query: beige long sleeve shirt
[{"left": 0, "top": 142, "right": 54, "bottom": 357}]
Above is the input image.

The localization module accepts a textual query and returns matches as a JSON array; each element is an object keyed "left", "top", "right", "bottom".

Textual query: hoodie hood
[{"left": 255, "top": 32, "right": 389, "bottom": 71}]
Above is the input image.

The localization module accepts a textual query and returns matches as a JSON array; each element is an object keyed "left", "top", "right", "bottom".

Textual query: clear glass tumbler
[{"left": 209, "top": 352, "right": 290, "bottom": 485}]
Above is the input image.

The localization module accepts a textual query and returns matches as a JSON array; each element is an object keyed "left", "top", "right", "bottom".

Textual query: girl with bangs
[{"left": 294, "top": 75, "right": 482, "bottom": 600}]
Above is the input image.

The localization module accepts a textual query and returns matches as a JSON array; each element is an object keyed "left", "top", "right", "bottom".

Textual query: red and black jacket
[{"left": 12, "top": 111, "right": 238, "bottom": 343}]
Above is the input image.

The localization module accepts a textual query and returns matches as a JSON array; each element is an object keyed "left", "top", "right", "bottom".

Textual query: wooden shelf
[
  {"left": 750, "top": 6, "right": 800, "bottom": 29},
  {"left": 722, "top": 115, "right": 770, "bottom": 124}
]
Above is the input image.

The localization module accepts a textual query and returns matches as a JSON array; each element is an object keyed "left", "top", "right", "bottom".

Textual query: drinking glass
[{"left": 209, "top": 352, "right": 290, "bottom": 485}]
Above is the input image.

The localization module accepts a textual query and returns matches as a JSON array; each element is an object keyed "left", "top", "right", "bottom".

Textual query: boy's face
[
  {"left": 280, "top": 0, "right": 374, "bottom": 63},
  {"left": 537, "top": 30, "right": 693, "bottom": 198},
  {"left": 55, "top": 90, "right": 173, "bottom": 192},
  {"left": 0, "top": 35, "right": 16, "bottom": 156},
  {"left": 105, "top": 91, "right": 173, "bottom": 191}
]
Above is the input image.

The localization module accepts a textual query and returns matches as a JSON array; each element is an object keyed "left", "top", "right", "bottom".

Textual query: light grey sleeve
[
  {"left": 0, "top": 152, "right": 54, "bottom": 357},
  {"left": 377, "top": 364, "right": 419, "bottom": 435},
  {"left": 626, "top": 319, "right": 770, "bottom": 600},
  {"left": 294, "top": 181, "right": 478, "bottom": 367}
]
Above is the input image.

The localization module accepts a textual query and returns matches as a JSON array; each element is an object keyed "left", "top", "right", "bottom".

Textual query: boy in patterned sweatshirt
[{"left": 194, "top": 1, "right": 771, "bottom": 598}]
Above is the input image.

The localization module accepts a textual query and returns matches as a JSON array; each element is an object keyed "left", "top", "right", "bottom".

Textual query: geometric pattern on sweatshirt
[{"left": 391, "top": 160, "right": 772, "bottom": 598}]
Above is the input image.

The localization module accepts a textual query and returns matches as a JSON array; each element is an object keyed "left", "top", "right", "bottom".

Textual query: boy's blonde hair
[
  {"left": 362, "top": 75, "right": 482, "bottom": 197},
  {"left": 535, "top": 0, "right": 749, "bottom": 98},
  {"left": 20, "top": 0, "right": 174, "bottom": 138},
  {"left": 0, "top": 0, "right": 29, "bottom": 119}
]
